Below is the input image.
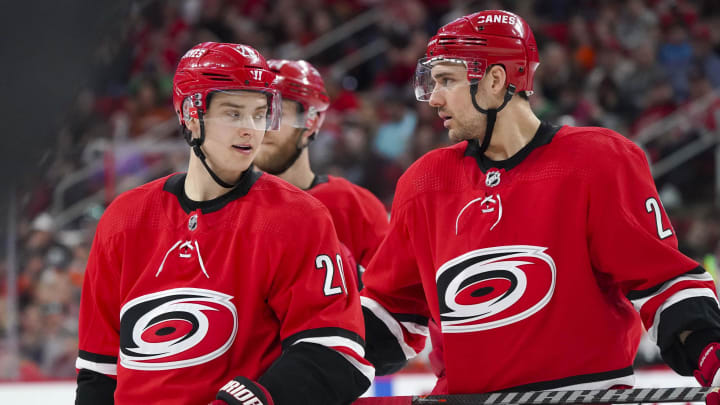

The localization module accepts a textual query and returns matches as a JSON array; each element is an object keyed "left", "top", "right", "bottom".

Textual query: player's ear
[
  {"left": 185, "top": 117, "right": 200, "bottom": 139},
  {"left": 303, "top": 128, "right": 316, "bottom": 140},
  {"left": 487, "top": 65, "right": 507, "bottom": 98},
  {"left": 299, "top": 129, "right": 316, "bottom": 147}
]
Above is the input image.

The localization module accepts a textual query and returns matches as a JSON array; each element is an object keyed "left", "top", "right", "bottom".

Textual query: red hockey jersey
[
  {"left": 77, "top": 171, "right": 373, "bottom": 405},
  {"left": 361, "top": 122, "right": 719, "bottom": 394},
  {"left": 307, "top": 175, "right": 389, "bottom": 270}
]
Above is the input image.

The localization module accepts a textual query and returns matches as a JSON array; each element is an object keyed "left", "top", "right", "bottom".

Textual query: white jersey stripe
[
  {"left": 401, "top": 321, "right": 429, "bottom": 336},
  {"left": 336, "top": 351, "right": 376, "bottom": 383},
  {"left": 361, "top": 296, "right": 418, "bottom": 359},
  {"left": 630, "top": 272, "right": 714, "bottom": 312},
  {"left": 76, "top": 357, "right": 118, "bottom": 376},
  {"left": 292, "top": 336, "right": 365, "bottom": 358}
]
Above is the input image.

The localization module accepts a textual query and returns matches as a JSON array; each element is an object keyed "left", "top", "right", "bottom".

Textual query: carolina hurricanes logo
[
  {"left": 437, "top": 245, "right": 555, "bottom": 333},
  {"left": 235, "top": 45, "right": 256, "bottom": 59},
  {"left": 119, "top": 288, "right": 237, "bottom": 370},
  {"left": 182, "top": 48, "right": 207, "bottom": 59}
]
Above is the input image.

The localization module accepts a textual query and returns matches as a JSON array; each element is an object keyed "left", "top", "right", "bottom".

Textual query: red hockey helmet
[
  {"left": 173, "top": 42, "right": 282, "bottom": 130},
  {"left": 414, "top": 10, "right": 539, "bottom": 101},
  {"left": 267, "top": 59, "right": 330, "bottom": 134}
]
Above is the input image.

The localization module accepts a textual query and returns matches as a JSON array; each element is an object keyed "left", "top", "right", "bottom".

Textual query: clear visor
[
  {"left": 280, "top": 100, "right": 327, "bottom": 130},
  {"left": 196, "top": 88, "right": 283, "bottom": 131},
  {"left": 413, "top": 57, "right": 485, "bottom": 102}
]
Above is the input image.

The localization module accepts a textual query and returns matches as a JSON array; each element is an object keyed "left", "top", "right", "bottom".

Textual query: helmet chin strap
[
  {"left": 184, "top": 111, "right": 236, "bottom": 189},
  {"left": 469, "top": 83, "right": 516, "bottom": 153}
]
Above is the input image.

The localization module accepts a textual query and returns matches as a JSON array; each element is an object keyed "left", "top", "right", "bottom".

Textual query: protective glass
[
  {"left": 197, "top": 88, "right": 283, "bottom": 131},
  {"left": 413, "top": 57, "right": 485, "bottom": 102},
  {"left": 281, "top": 100, "right": 326, "bottom": 129}
]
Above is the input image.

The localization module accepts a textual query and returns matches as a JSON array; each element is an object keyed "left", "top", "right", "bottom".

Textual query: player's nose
[{"left": 428, "top": 89, "right": 444, "bottom": 107}]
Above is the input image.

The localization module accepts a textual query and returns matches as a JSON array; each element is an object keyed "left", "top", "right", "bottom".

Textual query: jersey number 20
[{"left": 315, "top": 254, "right": 348, "bottom": 296}]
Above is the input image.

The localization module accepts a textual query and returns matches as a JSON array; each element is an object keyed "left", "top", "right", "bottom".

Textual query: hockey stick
[
  {"left": 354, "top": 386, "right": 716, "bottom": 405},
  {"left": 413, "top": 386, "right": 714, "bottom": 404}
]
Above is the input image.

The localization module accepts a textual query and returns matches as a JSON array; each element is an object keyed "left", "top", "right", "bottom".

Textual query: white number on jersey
[
  {"left": 315, "top": 254, "right": 347, "bottom": 296},
  {"left": 645, "top": 197, "right": 673, "bottom": 240}
]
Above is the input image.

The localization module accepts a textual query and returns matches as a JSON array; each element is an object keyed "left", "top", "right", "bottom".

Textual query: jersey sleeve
[
  {"left": 76, "top": 219, "right": 121, "bottom": 378},
  {"left": 264, "top": 203, "right": 374, "bottom": 396},
  {"left": 76, "top": 215, "right": 122, "bottom": 403},
  {"left": 587, "top": 135, "right": 720, "bottom": 373},
  {"left": 361, "top": 200, "right": 430, "bottom": 375}
]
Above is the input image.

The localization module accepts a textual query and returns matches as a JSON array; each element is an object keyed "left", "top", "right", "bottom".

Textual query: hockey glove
[
  {"left": 694, "top": 343, "right": 720, "bottom": 405},
  {"left": 211, "top": 376, "right": 274, "bottom": 405}
]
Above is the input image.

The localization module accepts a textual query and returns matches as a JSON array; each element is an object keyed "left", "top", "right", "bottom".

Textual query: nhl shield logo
[
  {"left": 188, "top": 214, "right": 198, "bottom": 231},
  {"left": 486, "top": 170, "right": 501, "bottom": 187}
]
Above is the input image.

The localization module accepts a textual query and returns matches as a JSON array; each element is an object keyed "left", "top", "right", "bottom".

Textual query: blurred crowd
[{"left": 2, "top": 0, "right": 720, "bottom": 380}]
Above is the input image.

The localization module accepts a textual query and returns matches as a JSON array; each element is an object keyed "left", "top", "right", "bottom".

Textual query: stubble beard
[
  {"left": 448, "top": 116, "right": 486, "bottom": 144},
  {"left": 254, "top": 130, "right": 304, "bottom": 175}
]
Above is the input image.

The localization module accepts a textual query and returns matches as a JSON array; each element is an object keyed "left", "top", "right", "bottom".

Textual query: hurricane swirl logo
[
  {"left": 437, "top": 246, "right": 555, "bottom": 333},
  {"left": 119, "top": 288, "right": 237, "bottom": 370}
]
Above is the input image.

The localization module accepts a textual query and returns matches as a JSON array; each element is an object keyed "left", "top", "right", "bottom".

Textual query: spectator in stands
[
  {"left": 659, "top": 24, "right": 694, "bottom": 101},
  {"left": 620, "top": 40, "right": 667, "bottom": 120},
  {"left": 691, "top": 25, "right": 720, "bottom": 89}
]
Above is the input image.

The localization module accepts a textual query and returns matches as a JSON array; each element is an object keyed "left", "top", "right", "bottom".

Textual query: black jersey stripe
[
  {"left": 502, "top": 366, "right": 634, "bottom": 392},
  {"left": 78, "top": 350, "right": 118, "bottom": 364},
  {"left": 393, "top": 313, "right": 429, "bottom": 326},
  {"left": 627, "top": 266, "right": 705, "bottom": 300}
]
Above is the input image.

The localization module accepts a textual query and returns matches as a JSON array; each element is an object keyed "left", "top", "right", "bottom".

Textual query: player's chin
[
  {"left": 229, "top": 154, "right": 256, "bottom": 172},
  {"left": 252, "top": 154, "right": 272, "bottom": 172},
  {"left": 447, "top": 129, "right": 469, "bottom": 144},
  {"left": 251, "top": 159, "right": 276, "bottom": 175},
  {"left": 235, "top": 160, "right": 254, "bottom": 175}
]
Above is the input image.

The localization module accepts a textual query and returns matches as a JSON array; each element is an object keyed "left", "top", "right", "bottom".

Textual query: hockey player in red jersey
[
  {"left": 253, "top": 59, "right": 389, "bottom": 282},
  {"left": 360, "top": 9, "right": 720, "bottom": 401},
  {"left": 75, "top": 42, "right": 374, "bottom": 405}
]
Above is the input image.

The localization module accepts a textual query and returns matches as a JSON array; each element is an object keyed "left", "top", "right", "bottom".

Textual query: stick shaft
[{"left": 411, "top": 387, "right": 713, "bottom": 404}]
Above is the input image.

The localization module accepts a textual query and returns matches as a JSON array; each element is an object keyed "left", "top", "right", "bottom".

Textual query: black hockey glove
[{"left": 210, "top": 376, "right": 273, "bottom": 405}]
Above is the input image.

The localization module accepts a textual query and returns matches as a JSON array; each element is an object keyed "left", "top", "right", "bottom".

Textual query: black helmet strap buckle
[{"left": 469, "top": 83, "right": 516, "bottom": 153}]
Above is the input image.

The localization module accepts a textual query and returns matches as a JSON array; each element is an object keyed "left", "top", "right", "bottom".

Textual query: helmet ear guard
[{"left": 181, "top": 95, "right": 201, "bottom": 125}]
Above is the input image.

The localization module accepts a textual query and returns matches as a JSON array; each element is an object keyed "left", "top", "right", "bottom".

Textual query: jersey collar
[
  {"left": 464, "top": 121, "right": 560, "bottom": 173},
  {"left": 163, "top": 166, "right": 262, "bottom": 214},
  {"left": 306, "top": 174, "right": 329, "bottom": 190}
]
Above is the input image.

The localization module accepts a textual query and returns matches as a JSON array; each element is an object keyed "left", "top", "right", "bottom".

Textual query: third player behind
[{"left": 254, "top": 59, "right": 389, "bottom": 283}]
